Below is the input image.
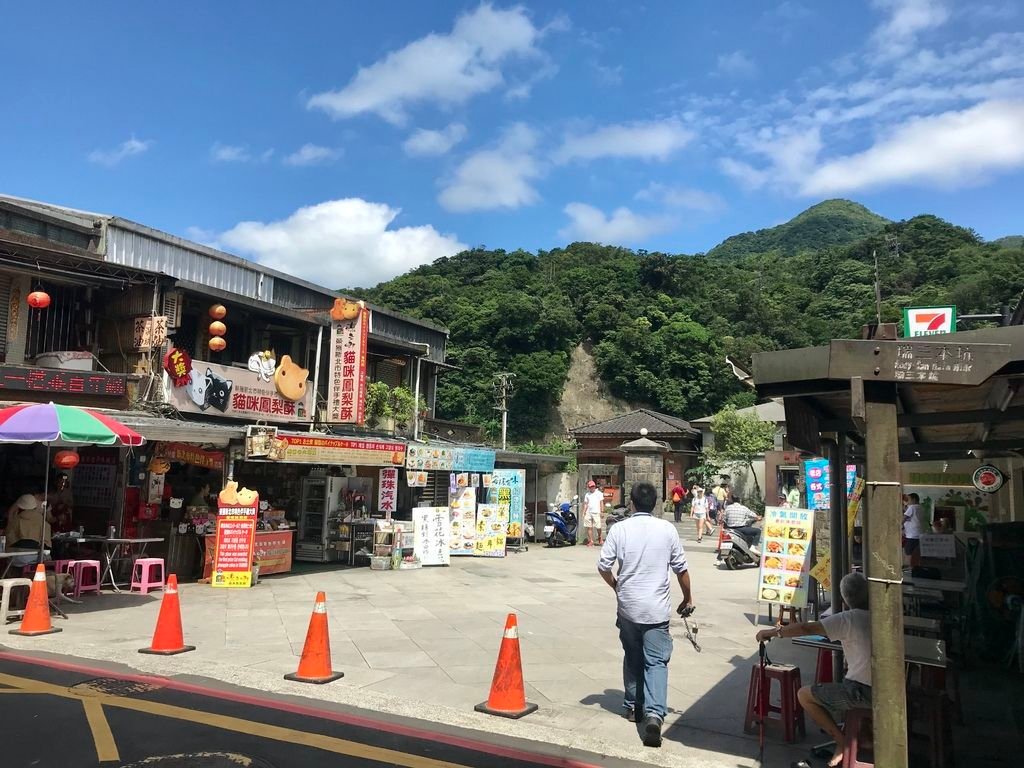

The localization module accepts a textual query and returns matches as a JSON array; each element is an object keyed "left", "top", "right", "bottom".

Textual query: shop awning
[{"left": 112, "top": 414, "right": 244, "bottom": 447}]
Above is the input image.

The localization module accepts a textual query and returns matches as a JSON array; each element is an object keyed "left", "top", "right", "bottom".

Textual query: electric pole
[{"left": 493, "top": 372, "right": 516, "bottom": 450}]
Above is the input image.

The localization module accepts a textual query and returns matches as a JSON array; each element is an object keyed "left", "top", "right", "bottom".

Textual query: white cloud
[
  {"left": 87, "top": 137, "right": 153, "bottom": 166},
  {"left": 801, "top": 99, "right": 1024, "bottom": 195},
  {"left": 283, "top": 144, "right": 343, "bottom": 167},
  {"left": 636, "top": 183, "right": 725, "bottom": 212},
  {"left": 214, "top": 199, "right": 466, "bottom": 288},
  {"left": 870, "top": 0, "right": 950, "bottom": 58},
  {"left": 555, "top": 119, "right": 694, "bottom": 163},
  {"left": 210, "top": 143, "right": 251, "bottom": 163},
  {"left": 716, "top": 50, "right": 757, "bottom": 77},
  {"left": 560, "top": 203, "right": 676, "bottom": 244},
  {"left": 306, "top": 3, "right": 551, "bottom": 124},
  {"left": 402, "top": 123, "right": 468, "bottom": 157},
  {"left": 438, "top": 123, "right": 541, "bottom": 212},
  {"left": 720, "top": 127, "right": 824, "bottom": 190}
]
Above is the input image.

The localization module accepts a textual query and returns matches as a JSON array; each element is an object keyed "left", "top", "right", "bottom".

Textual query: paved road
[{"left": 0, "top": 651, "right": 632, "bottom": 768}]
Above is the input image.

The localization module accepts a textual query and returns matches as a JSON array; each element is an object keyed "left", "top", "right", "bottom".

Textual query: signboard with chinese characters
[
  {"left": 920, "top": 534, "right": 956, "bottom": 559},
  {"left": 453, "top": 447, "right": 495, "bottom": 473},
  {"left": 474, "top": 503, "right": 508, "bottom": 558},
  {"left": 809, "top": 478, "right": 864, "bottom": 590},
  {"left": 163, "top": 347, "right": 193, "bottom": 388},
  {"left": 326, "top": 306, "right": 369, "bottom": 424},
  {"left": 803, "top": 459, "right": 857, "bottom": 511},
  {"left": 73, "top": 449, "right": 119, "bottom": 509},
  {"left": 212, "top": 495, "right": 258, "bottom": 589},
  {"left": 161, "top": 442, "right": 225, "bottom": 472},
  {"left": 163, "top": 356, "right": 311, "bottom": 424},
  {"left": 489, "top": 469, "right": 526, "bottom": 540},
  {"left": 378, "top": 467, "right": 398, "bottom": 518},
  {"left": 757, "top": 506, "right": 814, "bottom": 607},
  {"left": 449, "top": 487, "right": 477, "bottom": 556},
  {"left": 0, "top": 365, "right": 126, "bottom": 397},
  {"left": 828, "top": 340, "right": 1011, "bottom": 387},
  {"left": 413, "top": 506, "right": 451, "bottom": 566},
  {"left": 132, "top": 315, "right": 168, "bottom": 350},
  {"left": 903, "top": 306, "right": 956, "bottom": 338},
  {"left": 256, "top": 434, "right": 405, "bottom": 467}
]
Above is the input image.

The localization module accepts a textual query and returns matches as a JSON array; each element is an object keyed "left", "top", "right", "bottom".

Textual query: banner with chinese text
[
  {"left": 809, "top": 478, "right": 864, "bottom": 590},
  {"left": 256, "top": 433, "right": 405, "bottom": 467},
  {"left": 474, "top": 503, "right": 508, "bottom": 558},
  {"left": 378, "top": 467, "right": 398, "bottom": 517},
  {"left": 756, "top": 506, "right": 814, "bottom": 607},
  {"left": 489, "top": 469, "right": 526, "bottom": 540},
  {"left": 327, "top": 307, "right": 369, "bottom": 424},
  {"left": 413, "top": 507, "right": 451, "bottom": 566},
  {"left": 161, "top": 442, "right": 225, "bottom": 472},
  {"left": 212, "top": 495, "right": 259, "bottom": 589},
  {"left": 803, "top": 459, "right": 857, "bottom": 511}
]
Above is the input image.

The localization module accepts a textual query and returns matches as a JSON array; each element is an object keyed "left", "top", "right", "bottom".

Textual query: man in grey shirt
[{"left": 598, "top": 481, "right": 693, "bottom": 747}]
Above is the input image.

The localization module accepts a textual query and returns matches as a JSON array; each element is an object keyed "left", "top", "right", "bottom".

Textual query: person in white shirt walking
[{"left": 583, "top": 480, "right": 605, "bottom": 546}]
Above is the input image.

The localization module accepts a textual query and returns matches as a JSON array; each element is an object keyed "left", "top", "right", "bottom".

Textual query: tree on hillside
[{"left": 708, "top": 405, "right": 776, "bottom": 501}]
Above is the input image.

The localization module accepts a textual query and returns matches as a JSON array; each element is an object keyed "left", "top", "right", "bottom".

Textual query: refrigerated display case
[{"left": 295, "top": 475, "right": 345, "bottom": 562}]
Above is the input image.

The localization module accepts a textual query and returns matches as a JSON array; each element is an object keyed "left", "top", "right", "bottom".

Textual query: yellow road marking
[
  {"left": 0, "top": 672, "right": 468, "bottom": 768},
  {"left": 81, "top": 698, "right": 120, "bottom": 763}
]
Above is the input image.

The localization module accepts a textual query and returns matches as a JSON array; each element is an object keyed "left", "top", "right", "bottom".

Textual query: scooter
[
  {"left": 718, "top": 525, "right": 762, "bottom": 570},
  {"left": 544, "top": 496, "right": 579, "bottom": 547},
  {"left": 604, "top": 502, "right": 630, "bottom": 533}
]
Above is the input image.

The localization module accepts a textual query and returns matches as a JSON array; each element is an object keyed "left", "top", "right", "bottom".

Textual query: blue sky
[{"left": 3, "top": 1, "right": 1023, "bottom": 287}]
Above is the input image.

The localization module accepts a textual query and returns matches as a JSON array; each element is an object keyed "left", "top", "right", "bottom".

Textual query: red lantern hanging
[
  {"left": 209, "top": 304, "right": 227, "bottom": 320},
  {"left": 209, "top": 336, "right": 227, "bottom": 352},
  {"left": 27, "top": 290, "right": 51, "bottom": 309},
  {"left": 208, "top": 320, "right": 227, "bottom": 337},
  {"left": 53, "top": 450, "right": 80, "bottom": 470}
]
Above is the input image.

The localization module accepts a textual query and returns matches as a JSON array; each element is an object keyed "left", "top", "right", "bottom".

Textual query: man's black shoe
[
  {"left": 622, "top": 707, "right": 636, "bottom": 722},
  {"left": 641, "top": 714, "right": 663, "bottom": 747}
]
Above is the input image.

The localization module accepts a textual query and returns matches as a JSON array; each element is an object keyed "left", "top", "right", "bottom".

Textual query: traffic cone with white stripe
[
  {"left": 139, "top": 574, "right": 195, "bottom": 655},
  {"left": 9, "top": 564, "right": 61, "bottom": 637},
  {"left": 475, "top": 613, "right": 537, "bottom": 719},
  {"left": 284, "top": 592, "right": 343, "bottom": 684}
]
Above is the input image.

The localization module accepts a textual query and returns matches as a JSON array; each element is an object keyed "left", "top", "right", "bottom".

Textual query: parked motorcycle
[
  {"left": 718, "top": 524, "right": 762, "bottom": 570},
  {"left": 545, "top": 496, "right": 579, "bottom": 547},
  {"left": 604, "top": 502, "right": 630, "bottom": 534}
]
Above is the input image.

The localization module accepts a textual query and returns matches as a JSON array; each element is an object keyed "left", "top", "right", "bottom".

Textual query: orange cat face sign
[
  {"left": 330, "top": 297, "right": 363, "bottom": 322},
  {"left": 274, "top": 355, "right": 309, "bottom": 402}
]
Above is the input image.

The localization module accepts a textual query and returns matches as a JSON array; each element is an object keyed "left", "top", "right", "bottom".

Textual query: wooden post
[{"left": 864, "top": 384, "right": 908, "bottom": 768}]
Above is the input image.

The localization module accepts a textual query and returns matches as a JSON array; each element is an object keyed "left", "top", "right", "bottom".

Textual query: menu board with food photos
[
  {"left": 448, "top": 487, "right": 477, "bottom": 556},
  {"left": 474, "top": 503, "right": 508, "bottom": 558},
  {"left": 756, "top": 506, "right": 814, "bottom": 607}
]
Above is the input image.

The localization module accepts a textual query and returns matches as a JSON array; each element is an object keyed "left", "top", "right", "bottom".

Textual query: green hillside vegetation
[
  {"left": 995, "top": 235, "right": 1024, "bottom": 249},
  {"left": 707, "top": 199, "right": 889, "bottom": 260},
  {"left": 356, "top": 204, "right": 1024, "bottom": 443}
]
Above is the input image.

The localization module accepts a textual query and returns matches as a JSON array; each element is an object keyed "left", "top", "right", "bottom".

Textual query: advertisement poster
[
  {"left": 449, "top": 487, "right": 477, "bottom": 556},
  {"left": 474, "top": 503, "right": 509, "bottom": 557},
  {"left": 757, "top": 506, "right": 814, "bottom": 607},
  {"left": 803, "top": 459, "right": 857, "bottom": 511},
  {"left": 258, "top": 434, "right": 405, "bottom": 467},
  {"left": 489, "top": 469, "right": 526, "bottom": 540},
  {"left": 212, "top": 496, "right": 258, "bottom": 588},
  {"left": 253, "top": 531, "right": 293, "bottom": 575},
  {"left": 809, "top": 478, "right": 864, "bottom": 590},
  {"left": 406, "top": 444, "right": 456, "bottom": 471},
  {"left": 378, "top": 468, "right": 398, "bottom": 518},
  {"left": 903, "top": 484, "right": 990, "bottom": 533},
  {"left": 326, "top": 305, "right": 369, "bottom": 424},
  {"left": 413, "top": 507, "right": 451, "bottom": 566}
]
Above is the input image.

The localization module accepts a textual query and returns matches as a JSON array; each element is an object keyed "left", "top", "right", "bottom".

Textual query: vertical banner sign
[
  {"left": 378, "top": 467, "right": 398, "bottom": 518},
  {"left": 474, "top": 504, "right": 508, "bottom": 557},
  {"left": 413, "top": 507, "right": 451, "bottom": 566},
  {"left": 212, "top": 493, "right": 259, "bottom": 588},
  {"left": 803, "top": 459, "right": 857, "bottom": 510},
  {"left": 756, "top": 506, "right": 815, "bottom": 607},
  {"left": 449, "top": 487, "right": 477, "bottom": 556},
  {"left": 327, "top": 306, "right": 369, "bottom": 424},
  {"left": 489, "top": 469, "right": 526, "bottom": 540},
  {"left": 809, "top": 477, "right": 864, "bottom": 590}
]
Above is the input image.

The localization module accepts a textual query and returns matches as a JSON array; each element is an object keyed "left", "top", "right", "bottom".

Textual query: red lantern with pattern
[
  {"left": 27, "top": 291, "right": 51, "bottom": 309},
  {"left": 53, "top": 450, "right": 80, "bottom": 470}
]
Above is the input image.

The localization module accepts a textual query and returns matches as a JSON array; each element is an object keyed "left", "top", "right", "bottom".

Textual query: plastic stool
[
  {"left": 68, "top": 560, "right": 101, "bottom": 597},
  {"left": 841, "top": 708, "right": 874, "bottom": 768},
  {"left": 908, "top": 687, "right": 952, "bottom": 768},
  {"left": 744, "top": 663, "right": 806, "bottom": 742},
  {"left": 0, "top": 578, "right": 33, "bottom": 624},
  {"left": 815, "top": 648, "right": 834, "bottom": 684},
  {"left": 130, "top": 558, "right": 165, "bottom": 595}
]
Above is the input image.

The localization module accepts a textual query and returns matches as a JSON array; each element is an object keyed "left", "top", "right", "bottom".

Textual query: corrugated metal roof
[
  {"left": 572, "top": 409, "right": 699, "bottom": 437},
  {"left": 113, "top": 414, "right": 245, "bottom": 447},
  {"left": 690, "top": 399, "right": 787, "bottom": 425}
]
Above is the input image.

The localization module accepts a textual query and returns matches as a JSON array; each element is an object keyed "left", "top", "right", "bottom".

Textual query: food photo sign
[{"left": 756, "top": 506, "right": 815, "bottom": 607}]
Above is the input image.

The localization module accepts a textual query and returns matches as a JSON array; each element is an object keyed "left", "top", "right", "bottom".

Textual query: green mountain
[
  {"left": 358, "top": 203, "right": 1023, "bottom": 443},
  {"left": 707, "top": 199, "right": 889, "bottom": 260},
  {"left": 994, "top": 235, "right": 1023, "bottom": 249}
]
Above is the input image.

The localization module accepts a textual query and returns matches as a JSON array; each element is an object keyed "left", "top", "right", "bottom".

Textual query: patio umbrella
[{"left": 0, "top": 402, "right": 144, "bottom": 560}]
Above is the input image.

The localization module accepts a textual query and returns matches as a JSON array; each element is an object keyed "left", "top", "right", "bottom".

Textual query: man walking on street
[
  {"left": 598, "top": 482, "right": 694, "bottom": 748},
  {"left": 583, "top": 480, "right": 605, "bottom": 546},
  {"left": 670, "top": 481, "right": 687, "bottom": 522}
]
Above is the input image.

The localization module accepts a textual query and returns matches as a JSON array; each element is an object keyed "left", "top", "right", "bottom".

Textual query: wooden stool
[
  {"left": 744, "top": 663, "right": 806, "bottom": 742},
  {"left": 841, "top": 708, "right": 874, "bottom": 768}
]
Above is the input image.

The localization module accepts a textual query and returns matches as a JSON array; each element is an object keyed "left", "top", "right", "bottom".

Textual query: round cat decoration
[{"left": 273, "top": 355, "right": 309, "bottom": 402}]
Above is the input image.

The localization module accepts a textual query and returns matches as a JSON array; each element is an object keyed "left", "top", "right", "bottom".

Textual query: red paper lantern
[
  {"left": 27, "top": 291, "right": 51, "bottom": 309},
  {"left": 208, "top": 336, "right": 227, "bottom": 352},
  {"left": 53, "top": 450, "right": 80, "bottom": 470},
  {"left": 208, "top": 320, "right": 227, "bottom": 337},
  {"left": 209, "top": 304, "right": 227, "bottom": 320}
]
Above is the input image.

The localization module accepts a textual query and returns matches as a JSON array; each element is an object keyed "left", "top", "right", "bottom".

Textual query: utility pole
[{"left": 493, "top": 372, "right": 516, "bottom": 450}]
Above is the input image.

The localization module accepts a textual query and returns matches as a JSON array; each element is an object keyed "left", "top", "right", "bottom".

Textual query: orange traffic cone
[
  {"left": 9, "top": 564, "right": 62, "bottom": 637},
  {"left": 139, "top": 574, "right": 195, "bottom": 655},
  {"left": 475, "top": 613, "right": 537, "bottom": 719},
  {"left": 284, "top": 592, "right": 343, "bottom": 684}
]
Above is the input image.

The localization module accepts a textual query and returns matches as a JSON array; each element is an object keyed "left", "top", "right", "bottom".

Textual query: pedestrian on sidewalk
[
  {"left": 583, "top": 480, "right": 605, "bottom": 546},
  {"left": 670, "top": 481, "right": 687, "bottom": 522},
  {"left": 690, "top": 485, "right": 710, "bottom": 542},
  {"left": 598, "top": 481, "right": 694, "bottom": 748}
]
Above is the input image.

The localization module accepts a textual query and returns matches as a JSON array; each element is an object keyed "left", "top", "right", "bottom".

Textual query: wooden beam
[{"left": 820, "top": 404, "right": 1024, "bottom": 431}]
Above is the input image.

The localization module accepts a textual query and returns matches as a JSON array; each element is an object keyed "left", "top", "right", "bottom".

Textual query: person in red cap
[{"left": 583, "top": 480, "right": 605, "bottom": 546}]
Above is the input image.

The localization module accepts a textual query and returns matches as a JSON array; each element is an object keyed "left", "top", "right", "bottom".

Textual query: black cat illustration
[{"left": 205, "top": 368, "right": 233, "bottom": 412}]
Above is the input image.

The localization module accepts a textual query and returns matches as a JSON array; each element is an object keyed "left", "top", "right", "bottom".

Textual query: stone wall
[{"left": 624, "top": 453, "right": 666, "bottom": 518}]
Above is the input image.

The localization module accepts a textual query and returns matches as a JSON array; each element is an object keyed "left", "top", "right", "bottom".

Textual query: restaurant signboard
[
  {"left": 756, "top": 506, "right": 814, "bottom": 607},
  {"left": 326, "top": 304, "right": 369, "bottom": 425},
  {"left": 255, "top": 433, "right": 406, "bottom": 467}
]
